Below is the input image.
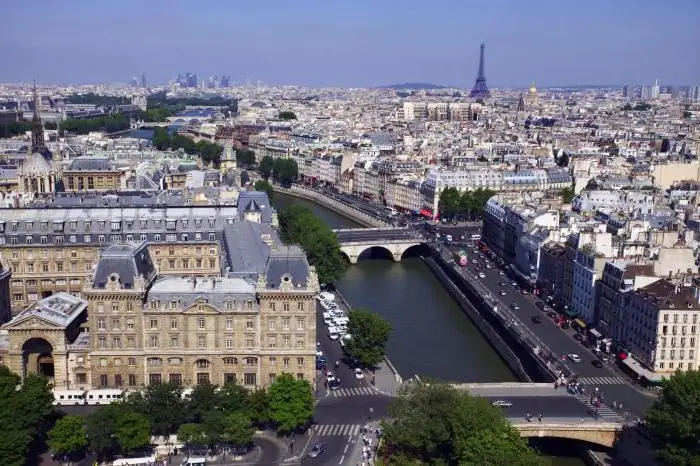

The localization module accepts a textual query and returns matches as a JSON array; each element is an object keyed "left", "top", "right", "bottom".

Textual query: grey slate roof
[
  {"left": 264, "top": 245, "right": 310, "bottom": 290},
  {"left": 237, "top": 191, "right": 274, "bottom": 223},
  {"left": 147, "top": 276, "right": 258, "bottom": 310},
  {"left": 93, "top": 242, "right": 157, "bottom": 290},
  {"left": 67, "top": 157, "right": 113, "bottom": 171},
  {"left": 222, "top": 221, "right": 280, "bottom": 280},
  {"left": 10, "top": 292, "right": 87, "bottom": 328}
]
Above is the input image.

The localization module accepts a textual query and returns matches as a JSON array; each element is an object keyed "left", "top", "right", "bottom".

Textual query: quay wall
[
  {"left": 271, "top": 185, "right": 391, "bottom": 228},
  {"left": 423, "top": 256, "right": 532, "bottom": 382}
]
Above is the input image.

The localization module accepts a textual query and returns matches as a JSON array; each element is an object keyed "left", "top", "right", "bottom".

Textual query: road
[
  {"left": 444, "top": 244, "right": 655, "bottom": 417},
  {"left": 334, "top": 228, "right": 415, "bottom": 243},
  {"left": 482, "top": 395, "right": 603, "bottom": 420}
]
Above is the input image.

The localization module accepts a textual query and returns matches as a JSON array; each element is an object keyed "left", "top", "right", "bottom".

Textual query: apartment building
[
  {"left": 0, "top": 243, "right": 319, "bottom": 391},
  {"left": 62, "top": 157, "right": 122, "bottom": 193}
]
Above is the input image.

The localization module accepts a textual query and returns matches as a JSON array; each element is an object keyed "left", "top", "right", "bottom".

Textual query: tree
[
  {"left": 202, "top": 411, "right": 226, "bottom": 449},
  {"left": 561, "top": 186, "right": 575, "bottom": 203},
  {"left": 128, "top": 382, "right": 185, "bottom": 436},
  {"left": 278, "top": 204, "right": 348, "bottom": 284},
  {"left": 279, "top": 111, "right": 297, "bottom": 120},
  {"left": 223, "top": 412, "right": 255, "bottom": 451},
  {"left": 152, "top": 127, "right": 171, "bottom": 150},
  {"left": 219, "top": 381, "right": 252, "bottom": 414},
  {"left": 247, "top": 388, "right": 271, "bottom": 427},
  {"left": 438, "top": 187, "right": 461, "bottom": 218},
  {"left": 259, "top": 155, "right": 275, "bottom": 180},
  {"left": 177, "top": 423, "right": 205, "bottom": 457},
  {"left": 380, "top": 382, "right": 543, "bottom": 465},
  {"left": 48, "top": 415, "right": 88, "bottom": 465},
  {"left": 186, "top": 382, "right": 219, "bottom": 424},
  {"left": 115, "top": 412, "right": 151, "bottom": 455},
  {"left": 345, "top": 308, "right": 392, "bottom": 367},
  {"left": 85, "top": 404, "right": 121, "bottom": 460},
  {"left": 254, "top": 180, "right": 273, "bottom": 200},
  {"left": 645, "top": 370, "right": 700, "bottom": 465},
  {"left": 236, "top": 148, "right": 256, "bottom": 168},
  {"left": 0, "top": 367, "right": 55, "bottom": 466},
  {"left": 272, "top": 158, "right": 299, "bottom": 186},
  {"left": 267, "top": 374, "right": 314, "bottom": 433}
]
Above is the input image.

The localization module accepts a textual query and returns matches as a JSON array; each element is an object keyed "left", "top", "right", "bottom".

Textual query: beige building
[
  {"left": 62, "top": 157, "right": 121, "bottom": 193},
  {"left": 0, "top": 242, "right": 319, "bottom": 391}
]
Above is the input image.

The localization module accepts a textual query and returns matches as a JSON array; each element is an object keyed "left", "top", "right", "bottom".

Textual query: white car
[
  {"left": 478, "top": 272, "right": 486, "bottom": 278},
  {"left": 568, "top": 353, "right": 582, "bottom": 363},
  {"left": 491, "top": 400, "right": 513, "bottom": 408},
  {"left": 354, "top": 368, "right": 364, "bottom": 380}
]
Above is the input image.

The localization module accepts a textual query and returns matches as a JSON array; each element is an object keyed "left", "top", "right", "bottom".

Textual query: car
[
  {"left": 567, "top": 353, "right": 582, "bottom": 363},
  {"left": 521, "top": 289, "right": 529, "bottom": 295},
  {"left": 499, "top": 282, "right": 507, "bottom": 287},
  {"left": 500, "top": 290, "right": 507, "bottom": 296},
  {"left": 591, "top": 360, "right": 603, "bottom": 368},
  {"left": 478, "top": 272, "right": 486, "bottom": 278},
  {"left": 491, "top": 400, "right": 513, "bottom": 408},
  {"left": 531, "top": 316, "right": 542, "bottom": 324},
  {"left": 307, "top": 443, "right": 327, "bottom": 458},
  {"left": 574, "top": 333, "right": 583, "bottom": 341},
  {"left": 329, "top": 379, "right": 341, "bottom": 390},
  {"left": 535, "top": 302, "right": 545, "bottom": 310},
  {"left": 511, "top": 281, "right": 518, "bottom": 286},
  {"left": 510, "top": 303, "right": 520, "bottom": 311},
  {"left": 354, "top": 368, "right": 365, "bottom": 379},
  {"left": 499, "top": 271, "right": 505, "bottom": 276}
]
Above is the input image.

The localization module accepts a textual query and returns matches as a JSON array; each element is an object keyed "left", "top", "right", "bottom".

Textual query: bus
[
  {"left": 53, "top": 389, "right": 87, "bottom": 406},
  {"left": 112, "top": 456, "right": 157, "bottom": 466},
  {"left": 85, "top": 388, "right": 125, "bottom": 405}
]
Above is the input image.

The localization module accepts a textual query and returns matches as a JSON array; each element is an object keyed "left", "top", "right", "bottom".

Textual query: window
[
  {"left": 223, "top": 357, "right": 237, "bottom": 365},
  {"left": 147, "top": 357, "right": 163, "bottom": 366},
  {"left": 115, "top": 375, "right": 123, "bottom": 387},
  {"left": 226, "top": 319, "right": 233, "bottom": 330},
  {"left": 283, "top": 335, "right": 291, "bottom": 348},
  {"left": 246, "top": 321, "right": 254, "bottom": 330},
  {"left": 128, "top": 358, "right": 136, "bottom": 366},
  {"left": 150, "top": 335, "right": 159, "bottom": 348},
  {"left": 111, "top": 319, "right": 120, "bottom": 330},
  {"left": 171, "top": 319, "right": 178, "bottom": 330},
  {"left": 99, "top": 374, "right": 108, "bottom": 387},
  {"left": 149, "top": 374, "right": 162, "bottom": 384},
  {"left": 76, "top": 373, "right": 87, "bottom": 385},
  {"left": 150, "top": 319, "right": 158, "bottom": 330},
  {"left": 246, "top": 337, "right": 254, "bottom": 348},
  {"left": 296, "top": 337, "right": 305, "bottom": 348},
  {"left": 198, "top": 335, "right": 206, "bottom": 348},
  {"left": 127, "top": 336, "right": 135, "bottom": 348},
  {"left": 112, "top": 336, "right": 122, "bottom": 348},
  {"left": 283, "top": 357, "right": 290, "bottom": 368},
  {"left": 297, "top": 357, "right": 305, "bottom": 367},
  {"left": 225, "top": 338, "right": 233, "bottom": 349},
  {"left": 224, "top": 373, "right": 236, "bottom": 384},
  {"left": 170, "top": 335, "right": 179, "bottom": 348},
  {"left": 126, "top": 319, "right": 134, "bottom": 330},
  {"left": 297, "top": 301, "right": 304, "bottom": 311},
  {"left": 283, "top": 303, "right": 290, "bottom": 312},
  {"left": 196, "top": 359, "right": 211, "bottom": 369},
  {"left": 169, "top": 373, "right": 183, "bottom": 385},
  {"left": 198, "top": 318, "right": 205, "bottom": 330},
  {"left": 128, "top": 374, "right": 137, "bottom": 386},
  {"left": 297, "top": 318, "right": 304, "bottom": 330},
  {"left": 243, "top": 373, "right": 257, "bottom": 386},
  {"left": 98, "top": 318, "right": 106, "bottom": 330},
  {"left": 98, "top": 336, "right": 106, "bottom": 349},
  {"left": 282, "top": 318, "right": 290, "bottom": 330},
  {"left": 245, "top": 357, "right": 257, "bottom": 366},
  {"left": 268, "top": 319, "right": 276, "bottom": 330},
  {"left": 269, "top": 373, "right": 277, "bottom": 384},
  {"left": 296, "top": 373, "right": 305, "bottom": 381},
  {"left": 196, "top": 373, "right": 210, "bottom": 385},
  {"left": 269, "top": 302, "right": 276, "bottom": 311}
]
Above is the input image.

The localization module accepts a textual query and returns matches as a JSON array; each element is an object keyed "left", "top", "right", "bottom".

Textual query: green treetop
[
  {"left": 645, "top": 370, "right": 700, "bottom": 465},
  {"left": 267, "top": 373, "right": 314, "bottom": 433},
  {"left": 345, "top": 308, "right": 392, "bottom": 367},
  {"left": 48, "top": 415, "right": 88, "bottom": 463}
]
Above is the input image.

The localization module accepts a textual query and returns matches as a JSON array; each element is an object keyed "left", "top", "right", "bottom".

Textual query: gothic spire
[{"left": 30, "top": 80, "right": 46, "bottom": 154}]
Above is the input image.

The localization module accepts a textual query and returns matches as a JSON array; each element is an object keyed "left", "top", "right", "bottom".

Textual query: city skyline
[{"left": 2, "top": 0, "right": 699, "bottom": 87}]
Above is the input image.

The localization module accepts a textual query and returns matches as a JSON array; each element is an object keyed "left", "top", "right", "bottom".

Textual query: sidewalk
[
  {"left": 368, "top": 359, "right": 402, "bottom": 396},
  {"left": 345, "top": 421, "right": 381, "bottom": 465}
]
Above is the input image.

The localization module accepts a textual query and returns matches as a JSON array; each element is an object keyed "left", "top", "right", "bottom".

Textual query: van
[{"left": 181, "top": 458, "right": 207, "bottom": 466}]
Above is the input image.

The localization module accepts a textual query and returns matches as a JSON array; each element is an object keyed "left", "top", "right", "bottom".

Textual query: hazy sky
[{"left": 3, "top": 0, "right": 699, "bottom": 87}]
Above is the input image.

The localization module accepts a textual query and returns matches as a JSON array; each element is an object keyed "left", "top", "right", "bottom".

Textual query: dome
[
  {"left": 528, "top": 81, "right": 538, "bottom": 95},
  {"left": 22, "top": 152, "right": 52, "bottom": 174}
]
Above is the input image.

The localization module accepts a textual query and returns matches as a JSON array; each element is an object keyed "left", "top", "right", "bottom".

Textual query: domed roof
[
  {"left": 22, "top": 152, "right": 52, "bottom": 174},
  {"left": 528, "top": 81, "right": 538, "bottom": 95}
]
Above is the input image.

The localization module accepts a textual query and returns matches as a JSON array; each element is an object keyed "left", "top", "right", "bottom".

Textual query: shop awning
[
  {"left": 589, "top": 328, "right": 603, "bottom": 339},
  {"left": 574, "top": 318, "right": 587, "bottom": 328},
  {"left": 563, "top": 308, "right": 578, "bottom": 317},
  {"left": 621, "top": 355, "right": 669, "bottom": 383}
]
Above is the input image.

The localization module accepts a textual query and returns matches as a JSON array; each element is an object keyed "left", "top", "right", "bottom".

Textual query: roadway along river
[{"left": 273, "top": 193, "right": 516, "bottom": 383}]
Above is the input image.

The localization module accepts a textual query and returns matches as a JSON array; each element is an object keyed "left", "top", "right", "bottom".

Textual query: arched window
[
  {"left": 168, "top": 357, "right": 183, "bottom": 365},
  {"left": 223, "top": 357, "right": 237, "bottom": 365},
  {"left": 147, "top": 357, "right": 163, "bottom": 366},
  {"left": 195, "top": 359, "right": 211, "bottom": 369}
]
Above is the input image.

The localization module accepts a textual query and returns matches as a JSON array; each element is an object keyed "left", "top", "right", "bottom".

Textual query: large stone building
[{"left": 0, "top": 239, "right": 319, "bottom": 391}]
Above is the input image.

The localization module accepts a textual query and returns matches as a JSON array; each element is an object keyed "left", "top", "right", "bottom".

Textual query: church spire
[{"left": 30, "top": 80, "right": 46, "bottom": 154}]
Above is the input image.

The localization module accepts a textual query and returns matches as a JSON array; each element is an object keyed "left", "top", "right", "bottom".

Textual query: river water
[{"left": 272, "top": 193, "right": 588, "bottom": 465}]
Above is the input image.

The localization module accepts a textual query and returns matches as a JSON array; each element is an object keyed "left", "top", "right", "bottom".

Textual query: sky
[{"left": 2, "top": 0, "right": 699, "bottom": 88}]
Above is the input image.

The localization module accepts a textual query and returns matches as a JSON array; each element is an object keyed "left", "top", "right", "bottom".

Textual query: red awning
[{"left": 419, "top": 209, "right": 433, "bottom": 218}]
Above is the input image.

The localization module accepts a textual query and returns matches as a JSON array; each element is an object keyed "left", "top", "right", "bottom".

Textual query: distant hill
[{"left": 379, "top": 82, "right": 447, "bottom": 90}]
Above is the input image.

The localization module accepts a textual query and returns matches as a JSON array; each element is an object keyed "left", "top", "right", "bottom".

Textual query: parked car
[
  {"left": 308, "top": 443, "right": 327, "bottom": 458},
  {"left": 568, "top": 353, "right": 582, "bottom": 363},
  {"left": 354, "top": 368, "right": 364, "bottom": 379},
  {"left": 531, "top": 316, "right": 542, "bottom": 324},
  {"left": 491, "top": 400, "right": 513, "bottom": 408},
  {"left": 591, "top": 360, "right": 603, "bottom": 368}
]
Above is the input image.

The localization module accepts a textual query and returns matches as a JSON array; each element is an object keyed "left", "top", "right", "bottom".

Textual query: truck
[{"left": 454, "top": 250, "right": 468, "bottom": 266}]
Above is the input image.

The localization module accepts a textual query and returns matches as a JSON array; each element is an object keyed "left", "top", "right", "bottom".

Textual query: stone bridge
[
  {"left": 511, "top": 421, "right": 623, "bottom": 448},
  {"left": 333, "top": 227, "right": 427, "bottom": 264}
]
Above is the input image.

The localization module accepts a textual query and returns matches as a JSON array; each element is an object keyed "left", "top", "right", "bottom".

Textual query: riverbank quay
[
  {"left": 271, "top": 184, "right": 392, "bottom": 228},
  {"left": 430, "top": 246, "right": 567, "bottom": 383},
  {"left": 332, "top": 288, "right": 403, "bottom": 396}
]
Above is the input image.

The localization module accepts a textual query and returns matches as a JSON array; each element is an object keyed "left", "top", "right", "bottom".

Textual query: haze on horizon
[{"left": 2, "top": 0, "right": 698, "bottom": 88}]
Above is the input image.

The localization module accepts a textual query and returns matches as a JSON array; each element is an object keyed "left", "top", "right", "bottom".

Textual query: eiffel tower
[{"left": 469, "top": 43, "right": 491, "bottom": 99}]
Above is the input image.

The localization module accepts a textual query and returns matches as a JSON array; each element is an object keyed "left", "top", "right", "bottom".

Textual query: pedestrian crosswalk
[
  {"left": 312, "top": 424, "right": 362, "bottom": 436},
  {"left": 573, "top": 394, "right": 623, "bottom": 421},
  {"left": 577, "top": 376, "right": 626, "bottom": 386},
  {"left": 328, "top": 386, "right": 377, "bottom": 397}
]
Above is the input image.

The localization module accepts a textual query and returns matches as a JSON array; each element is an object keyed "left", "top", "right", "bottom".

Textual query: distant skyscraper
[
  {"left": 185, "top": 72, "right": 198, "bottom": 88},
  {"left": 469, "top": 43, "right": 491, "bottom": 99},
  {"left": 140, "top": 73, "right": 147, "bottom": 88},
  {"left": 651, "top": 79, "right": 660, "bottom": 99},
  {"left": 622, "top": 85, "right": 630, "bottom": 98},
  {"left": 221, "top": 75, "right": 230, "bottom": 88}
]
